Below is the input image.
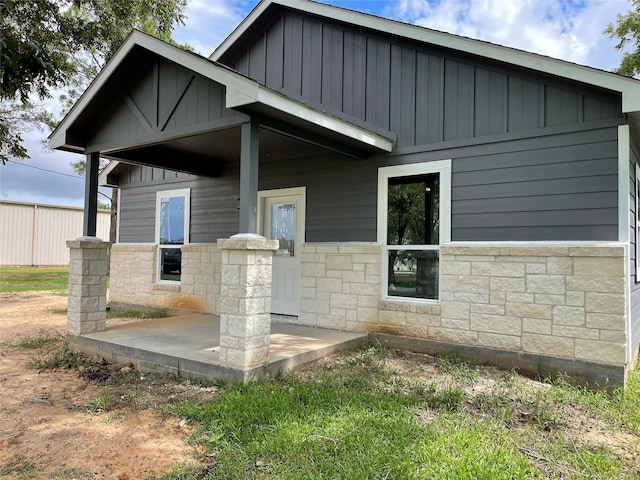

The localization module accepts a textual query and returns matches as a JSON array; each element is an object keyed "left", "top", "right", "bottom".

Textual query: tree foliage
[
  {"left": 0, "top": 0, "right": 188, "bottom": 164},
  {"left": 605, "top": 0, "right": 640, "bottom": 77}
]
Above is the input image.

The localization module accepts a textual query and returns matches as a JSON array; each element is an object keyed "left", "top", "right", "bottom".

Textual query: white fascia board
[
  {"left": 210, "top": 0, "right": 275, "bottom": 60},
  {"left": 214, "top": 0, "right": 640, "bottom": 113},
  {"left": 227, "top": 84, "right": 393, "bottom": 151}
]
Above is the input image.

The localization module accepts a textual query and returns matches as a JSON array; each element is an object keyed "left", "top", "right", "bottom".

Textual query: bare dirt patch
[{"left": 0, "top": 291, "right": 209, "bottom": 480}]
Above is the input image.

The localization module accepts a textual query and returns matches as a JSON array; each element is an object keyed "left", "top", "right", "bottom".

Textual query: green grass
[
  {"left": 107, "top": 308, "right": 169, "bottom": 319},
  {"left": 160, "top": 347, "right": 640, "bottom": 479},
  {"left": 0, "top": 266, "right": 69, "bottom": 292}
]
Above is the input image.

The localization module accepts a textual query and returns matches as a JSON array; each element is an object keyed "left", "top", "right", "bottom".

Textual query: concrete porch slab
[{"left": 68, "top": 314, "right": 368, "bottom": 383}]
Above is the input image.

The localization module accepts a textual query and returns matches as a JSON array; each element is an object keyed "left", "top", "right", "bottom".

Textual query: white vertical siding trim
[
  {"left": 116, "top": 189, "right": 122, "bottom": 243},
  {"left": 619, "top": 124, "right": 631, "bottom": 242}
]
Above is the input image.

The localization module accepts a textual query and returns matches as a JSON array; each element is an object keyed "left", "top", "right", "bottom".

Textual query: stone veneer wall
[
  {"left": 109, "top": 243, "right": 220, "bottom": 312},
  {"left": 299, "top": 242, "right": 630, "bottom": 381},
  {"left": 438, "top": 245, "right": 628, "bottom": 367}
]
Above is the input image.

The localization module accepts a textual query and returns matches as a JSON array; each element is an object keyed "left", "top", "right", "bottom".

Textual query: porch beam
[
  {"left": 83, "top": 152, "right": 100, "bottom": 237},
  {"left": 239, "top": 119, "right": 260, "bottom": 234}
]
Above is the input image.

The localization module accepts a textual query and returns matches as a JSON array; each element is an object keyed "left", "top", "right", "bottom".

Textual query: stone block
[
  {"left": 357, "top": 307, "right": 379, "bottom": 324},
  {"left": 454, "top": 292, "right": 489, "bottom": 304},
  {"left": 552, "top": 306, "right": 586, "bottom": 326},
  {"left": 526, "top": 275, "right": 565, "bottom": 294},
  {"left": 358, "top": 295, "right": 379, "bottom": 308},
  {"left": 568, "top": 246, "right": 625, "bottom": 257},
  {"left": 342, "top": 270, "right": 365, "bottom": 283},
  {"left": 441, "top": 246, "right": 500, "bottom": 256},
  {"left": 472, "top": 262, "right": 525, "bottom": 277},
  {"left": 506, "top": 302, "right": 551, "bottom": 320},
  {"left": 509, "top": 246, "right": 569, "bottom": 257},
  {"left": 470, "top": 303, "right": 505, "bottom": 315},
  {"left": 478, "top": 333, "right": 521, "bottom": 351},
  {"left": 350, "top": 283, "right": 378, "bottom": 296},
  {"left": 522, "top": 334, "right": 574, "bottom": 357},
  {"left": 490, "top": 291, "right": 506, "bottom": 305},
  {"left": 573, "top": 257, "right": 624, "bottom": 277},
  {"left": 546, "top": 257, "right": 573, "bottom": 275},
  {"left": 599, "top": 330, "right": 627, "bottom": 343},
  {"left": 575, "top": 339, "right": 626, "bottom": 364},
  {"left": 441, "top": 275, "right": 490, "bottom": 294},
  {"left": 586, "top": 313, "right": 626, "bottom": 331},
  {"left": 327, "top": 255, "right": 353, "bottom": 270},
  {"left": 300, "top": 298, "right": 330, "bottom": 315},
  {"left": 566, "top": 291, "right": 585, "bottom": 307},
  {"left": 585, "top": 293, "right": 625, "bottom": 315},
  {"left": 301, "top": 262, "right": 326, "bottom": 277},
  {"left": 470, "top": 314, "right": 521, "bottom": 335},
  {"left": 317, "top": 277, "right": 343, "bottom": 293},
  {"left": 406, "top": 312, "right": 441, "bottom": 327},
  {"left": 379, "top": 309, "right": 407, "bottom": 325},
  {"left": 316, "top": 314, "right": 347, "bottom": 329},
  {"left": 331, "top": 293, "right": 358, "bottom": 309},
  {"left": 490, "top": 277, "right": 525, "bottom": 292},
  {"left": 566, "top": 277, "right": 624, "bottom": 294},
  {"left": 441, "top": 261, "right": 471, "bottom": 275},
  {"left": 428, "top": 327, "right": 478, "bottom": 345},
  {"left": 534, "top": 294, "right": 566, "bottom": 306},
  {"left": 506, "top": 293, "right": 534, "bottom": 303},
  {"left": 552, "top": 326, "right": 599, "bottom": 340},
  {"left": 441, "top": 301, "right": 470, "bottom": 320},
  {"left": 522, "top": 318, "right": 552, "bottom": 334},
  {"left": 526, "top": 263, "right": 547, "bottom": 274},
  {"left": 441, "top": 318, "right": 470, "bottom": 330},
  {"left": 352, "top": 253, "right": 380, "bottom": 264}
]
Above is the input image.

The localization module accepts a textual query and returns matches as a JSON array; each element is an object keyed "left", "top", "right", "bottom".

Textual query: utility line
[{"left": 5, "top": 159, "right": 84, "bottom": 180}]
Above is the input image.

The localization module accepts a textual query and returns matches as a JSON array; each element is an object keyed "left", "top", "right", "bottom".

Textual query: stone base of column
[
  {"left": 218, "top": 234, "right": 279, "bottom": 369},
  {"left": 66, "top": 237, "right": 111, "bottom": 335}
]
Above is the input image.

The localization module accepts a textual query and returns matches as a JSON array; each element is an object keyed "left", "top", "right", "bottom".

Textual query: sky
[{"left": 0, "top": 0, "right": 632, "bottom": 208}]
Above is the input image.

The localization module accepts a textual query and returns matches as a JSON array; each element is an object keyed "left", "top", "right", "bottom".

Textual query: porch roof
[{"left": 49, "top": 30, "right": 394, "bottom": 168}]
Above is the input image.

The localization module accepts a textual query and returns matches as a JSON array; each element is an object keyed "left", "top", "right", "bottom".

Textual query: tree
[
  {"left": 605, "top": 0, "right": 640, "bottom": 77},
  {"left": 0, "top": 0, "right": 188, "bottom": 164}
]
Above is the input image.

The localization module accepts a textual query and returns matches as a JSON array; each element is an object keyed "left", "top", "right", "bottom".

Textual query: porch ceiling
[{"left": 102, "top": 125, "right": 332, "bottom": 179}]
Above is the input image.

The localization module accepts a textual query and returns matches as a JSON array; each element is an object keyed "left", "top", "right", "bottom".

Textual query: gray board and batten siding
[
  {"left": 118, "top": 125, "right": 621, "bottom": 245},
  {"left": 116, "top": 10, "right": 625, "bottom": 249},
  {"left": 219, "top": 10, "right": 623, "bottom": 149}
]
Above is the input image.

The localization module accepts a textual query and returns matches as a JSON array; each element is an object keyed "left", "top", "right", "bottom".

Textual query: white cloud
[
  {"left": 384, "top": 0, "right": 629, "bottom": 70},
  {"left": 173, "top": 0, "right": 257, "bottom": 55}
]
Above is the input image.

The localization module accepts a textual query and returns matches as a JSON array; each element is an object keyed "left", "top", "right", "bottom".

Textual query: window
[
  {"left": 156, "top": 189, "right": 190, "bottom": 283},
  {"left": 636, "top": 164, "right": 640, "bottom": 281},
  {"left": 378, "top": 160, "right": 451, "bottom": 301}
]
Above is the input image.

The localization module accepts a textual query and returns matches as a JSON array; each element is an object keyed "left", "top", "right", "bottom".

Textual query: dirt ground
[{"left": 0, "top": 291, "right": 208, "bottom": 480}]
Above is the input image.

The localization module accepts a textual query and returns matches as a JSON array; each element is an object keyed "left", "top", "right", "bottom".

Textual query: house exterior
[{"left": 51, "top": 0, "right": 640, "bottom": 386}]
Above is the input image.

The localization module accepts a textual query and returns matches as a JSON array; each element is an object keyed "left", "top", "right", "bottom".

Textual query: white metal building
[{"left": 0, "top": 201, "right": 110, "bottom": 266}]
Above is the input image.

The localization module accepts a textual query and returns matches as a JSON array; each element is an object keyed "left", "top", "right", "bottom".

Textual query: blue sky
[{"left": 0, "top": 0, "right": 631, "bottom": 207}]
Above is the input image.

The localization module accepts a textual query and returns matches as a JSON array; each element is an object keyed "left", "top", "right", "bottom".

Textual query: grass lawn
[
  {"left": 0, "top": 266, "right": 69, "bottom": 293},
  {"left": 158, "top": 347, "right": 640, "bottom": 480}
]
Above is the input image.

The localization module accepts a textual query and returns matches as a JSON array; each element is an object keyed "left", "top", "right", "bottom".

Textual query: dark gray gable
[
  {"left": 87, "top": 58, "right": 245, "bottom": 153},
  {"left": 218, "top": 9, "right": 623, "bottom": 149}
]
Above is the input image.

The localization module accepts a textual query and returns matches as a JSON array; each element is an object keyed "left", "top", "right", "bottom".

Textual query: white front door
[{"left": 259, "top": 188, "right": 305, "bottom": 316}]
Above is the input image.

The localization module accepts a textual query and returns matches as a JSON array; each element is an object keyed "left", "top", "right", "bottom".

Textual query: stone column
[
  {"left": 66, "top": 237, "right": 111, "bottom": 335},
  {"left": 217, "top": 234, "right": 279, "bottom": 369}
]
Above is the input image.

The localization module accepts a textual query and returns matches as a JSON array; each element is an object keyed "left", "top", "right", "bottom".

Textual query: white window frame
[
  {"left": 155, "top": 188, "right": 190, "bottom": 284},
  {"left": 377, "top": 160, "right": 451, "bottom": 302},
  {"left": 636, "top": 163, "right": 640, "bottom": 282}
]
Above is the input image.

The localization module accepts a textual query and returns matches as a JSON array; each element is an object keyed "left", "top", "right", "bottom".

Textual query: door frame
[
  {"left": 257, "top": 186, "right": 306, "bottom": 246},
  {"left": 258, "top": 186, "right": 306, "bottom": 315}
]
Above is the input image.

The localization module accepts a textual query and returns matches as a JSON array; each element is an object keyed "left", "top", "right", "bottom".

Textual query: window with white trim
[
  {"left": 156, "top": 188, "right": 190, "bottom": 283},
  {"left": 378, "top": 160, "right": 451, "bottom": 301},
  {"left": 636, "top": 164, "right": 640, "bottom": 281}
]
